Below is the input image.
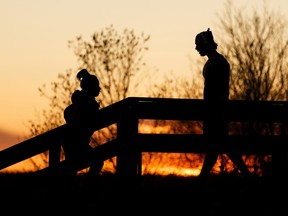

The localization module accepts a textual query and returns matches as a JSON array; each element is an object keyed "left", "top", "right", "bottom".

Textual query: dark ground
[{"left": 0, "top": 172, "right": 284, "bottom": 216}]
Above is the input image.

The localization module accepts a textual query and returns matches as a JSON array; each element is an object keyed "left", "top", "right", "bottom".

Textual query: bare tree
[
  {"left": 26, "top": 25, "right": 151, "bottom": 170},
  {"left": 147, "top": 0, "right": 288, "bottom": 176},
  {"left": 216, "top": 0, "right": 288, "bottom": 101},
  {"left": 24, "top": 1, "right": 288, "bottom": 176},
  {"left": 214, "top": 0, "right": 288, "bottom": 175},
  {"left": 68, "top": 25, "right": 150, "bottom": 107}
]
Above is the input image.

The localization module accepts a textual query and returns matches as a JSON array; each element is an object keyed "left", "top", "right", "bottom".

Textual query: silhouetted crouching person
[
  {"left": 62, "top": 69, "right": 104, "bottom": 179},
  {"left": 195, "top": 29, "right": 251, "bottom": 180}
]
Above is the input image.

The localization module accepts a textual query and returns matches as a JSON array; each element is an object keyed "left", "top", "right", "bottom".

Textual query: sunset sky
[{"left": 0, "top": 0, "right": 287, "bottom": 149}]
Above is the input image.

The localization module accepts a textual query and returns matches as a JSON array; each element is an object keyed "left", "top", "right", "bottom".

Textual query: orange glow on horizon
[
  {"left": 143, "top": 165, "right": 201, "bottom": 177},
  {"left": 0, "top": 151, "right": 264, "bottom": 177},
  {"left": 139, "top": 121, "right": 172, "bottom": 134},
  {"left": 0, "top": 120, "right": 268, "bottom": 177}
]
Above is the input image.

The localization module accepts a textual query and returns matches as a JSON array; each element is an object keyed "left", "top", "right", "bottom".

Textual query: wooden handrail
[{"left": 1, "top": 97, "right": 288, "bottom": 176}]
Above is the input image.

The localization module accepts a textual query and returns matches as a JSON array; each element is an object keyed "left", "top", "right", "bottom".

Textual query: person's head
[
  {"left": 76, "top": 69, "right": 101, "bottom": 97},
  {"left": 195, "top": 28, "right": 218, "bottom": 56}
]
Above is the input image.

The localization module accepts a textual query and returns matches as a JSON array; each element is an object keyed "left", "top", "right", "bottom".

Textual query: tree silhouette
[
  {"left": 217, "top": 0, "right": 288, "bottom": 101},
  {"left": 215, "top": 0, "right": 288, "bottom": 175},
  {"left": 147, "top": 0, "right": 288, "bottom": 176},
  {"left": 26, "top": 25, "right": 151, "bottom": 171},
  {"left": 68, "top": 25, "right": 150, "bottom": 106},
  {"left": 24, "top": 1, "right": 288, "bottom": 176}
]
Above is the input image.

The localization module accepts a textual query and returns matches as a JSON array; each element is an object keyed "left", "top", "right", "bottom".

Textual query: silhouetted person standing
[
  {"left": 195, "top": 28, "right": 251, "bottom": 179},
  {"left": 62, "top": 69, "right": 104, "bottom": 177}
]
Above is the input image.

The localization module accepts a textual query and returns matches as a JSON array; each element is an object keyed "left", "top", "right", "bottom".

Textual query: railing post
[
  {"left": 116, "top": 100, "right": 141, "bottom": 187},
  {"left": 48, "top": 138, "right": 62, "bottom": 170}
]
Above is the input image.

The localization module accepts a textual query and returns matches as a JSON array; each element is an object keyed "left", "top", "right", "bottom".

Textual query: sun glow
[
  {"left": 144, "top": 165, "right": 201, "bottom": 177},
  {"left": 0, "top": 154, "right": 47, "bottom": 174},
  {"left": 139, "top": 120, "right": 172, "bottom": 134}
]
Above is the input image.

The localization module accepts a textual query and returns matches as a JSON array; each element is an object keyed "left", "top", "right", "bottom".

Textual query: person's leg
[
  {"left": 83, "top": 159, "right": 104, "bottom": 194},
  {"left": 227, "top": 152, "right": 252, "bottom": 177},
  {"left": 199, "top": 152, "right": 219, "bottom": 179},
  {"left": 88, "top": 159, "right": 104, "bottom": 175},
  {"left": 199, "top": 116, "right": 219, "bottom": 179}
]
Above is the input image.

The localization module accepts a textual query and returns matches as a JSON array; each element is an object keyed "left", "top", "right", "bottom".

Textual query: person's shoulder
[
  {"left": 215, "top": 53, "right": 229, "bottom": 66},
  {"left": 215, "top": 53, "right": 226, "bottom": 60}
]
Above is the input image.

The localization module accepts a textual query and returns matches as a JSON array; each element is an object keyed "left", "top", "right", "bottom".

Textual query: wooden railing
[{"left": 0, "top": 97, "right": 288, "bottom": 178}]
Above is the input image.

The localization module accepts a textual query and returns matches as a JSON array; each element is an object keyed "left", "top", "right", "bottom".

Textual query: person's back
[{"left": 203, "top": 53, "right": 230, "bottom": 103}]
